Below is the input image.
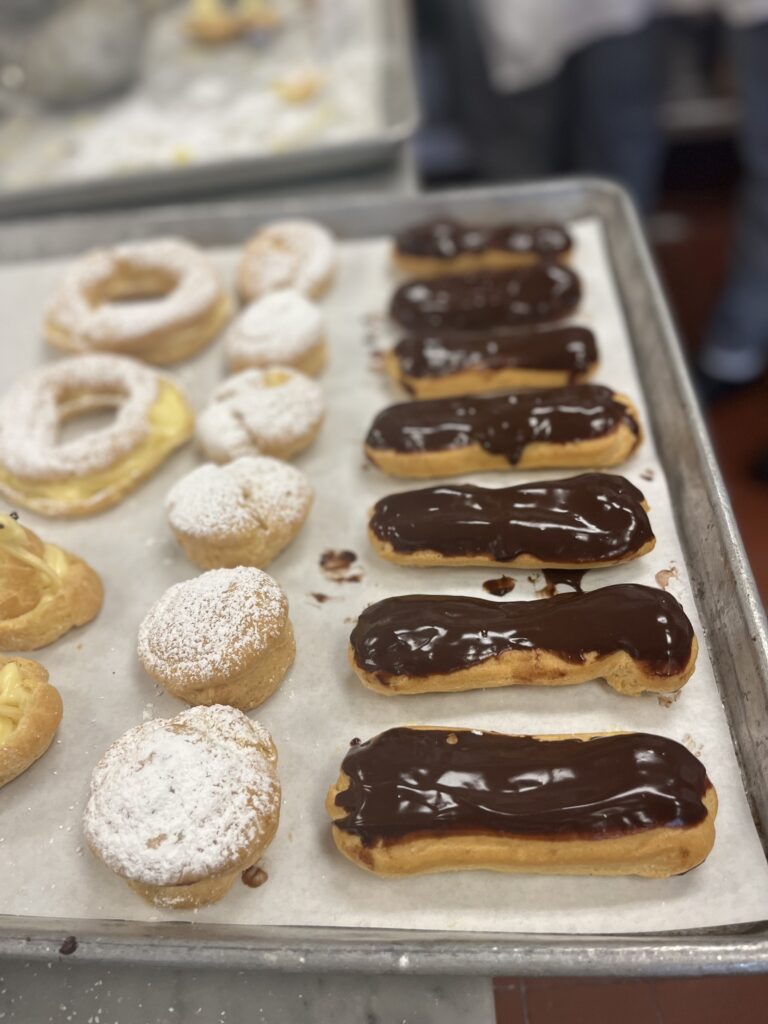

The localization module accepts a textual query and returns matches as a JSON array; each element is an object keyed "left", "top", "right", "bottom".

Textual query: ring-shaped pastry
[
  {"left": 44, "top": 238, "right": 233, "bottom": 365},
  {"left": 0, "top": 354, "right": 194, "bottom": 517},
  {"left": 237, "top": 219, "right": 336, "bottom": 304},
  {"left": 0, "top": 654, "right": 62, "bottom": 788}
]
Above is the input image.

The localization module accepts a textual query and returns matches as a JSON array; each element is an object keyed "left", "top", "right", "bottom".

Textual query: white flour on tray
[{"left": 2, "top": 219, "right": 768, "bottom": 934}]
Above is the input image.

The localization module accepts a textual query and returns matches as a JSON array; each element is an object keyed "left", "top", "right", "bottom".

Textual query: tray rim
[
  {"left": 0, "top": 0, "right": 419, "bottom": 218},
  {"left": 1, "top": 178, "right": 767, "bottom": 976}
]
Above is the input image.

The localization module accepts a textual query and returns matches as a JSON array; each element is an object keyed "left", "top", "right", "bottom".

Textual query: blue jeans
[{"left": 700, "top": 21, "right": 768, "bottom": 382}]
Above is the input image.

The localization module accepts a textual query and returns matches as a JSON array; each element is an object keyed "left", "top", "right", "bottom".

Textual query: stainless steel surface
[
  {"left": 0, "top": 179, "right": 766, "bottom": 975},
  {"left": 0, "top": 0, "right": 419, "bottom": 218}
]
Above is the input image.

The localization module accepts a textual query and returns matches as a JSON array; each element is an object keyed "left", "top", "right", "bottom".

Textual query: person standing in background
[{"left": 432, "top": 0, "right": 768, "bottom": 398}]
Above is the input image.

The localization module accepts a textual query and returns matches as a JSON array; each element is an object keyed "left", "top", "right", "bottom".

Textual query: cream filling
[
  {"left": 0, "top": 662, "right": 28, "bottom": 743},
  {"left": 0, "top": 382, "right": 192, "bottom": 506}
]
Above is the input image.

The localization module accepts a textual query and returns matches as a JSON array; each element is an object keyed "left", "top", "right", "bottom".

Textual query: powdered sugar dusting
[
  {"left": 83, "top": 705, "right": 280, "bottom": 887},
  {"left": 225, "top": 289, "right": 323, "bottom": 370},
  {"left": 0, "top": 353, "right": 163, "bottom": 479},
  {"left": 166, "top": 455, "right": 313, "bottom": 541},
  {"left": 196, "top": 367, "right": 324, "bottom": 462},
  {"left": 238, "top": 220, "right": 336, "bottom": 300},
  {"left": 46, "top": 238, "right": 225, "bottom": 349},
  {"left": 138, "top": 566, "right": 288, "bottom": 688}
]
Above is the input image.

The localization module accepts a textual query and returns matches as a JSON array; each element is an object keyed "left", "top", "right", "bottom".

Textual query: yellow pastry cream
[
  {"left": 0, "top": 380, "right": 194, "bottom": 514},
  {"left": 0, "top": 661, "right": 29, "bottom": 743},
  {"left": 0, "top": 514, "right": 66, "bottom": 619}
]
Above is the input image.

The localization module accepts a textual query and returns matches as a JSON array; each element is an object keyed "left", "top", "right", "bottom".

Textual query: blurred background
[{"left": 0, "top": 0, "right": 765, "bottom": 601}]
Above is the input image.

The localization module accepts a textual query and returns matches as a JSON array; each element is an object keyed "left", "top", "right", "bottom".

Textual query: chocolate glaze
[
  {"left": 369, "top": 473, "right": 653, "bottom": 564},
  {"left": 390, "top": 266, "right": 580, "bottom": 331},
  {"left": 393, "top": 326, "right": 597, "bottom": 387},
  {"left": 395, "top": 219, "right": 572, "bottom": 261},
  {"left": 333, "top": 728, "right": 710, "bottom": 846},
  {"left": 365, "top": 384, "right": 638, "bottom": 466},
  {"left": 350, "top": 584, "right": 693, "bottom": 681},
  {"left": 538, "top": 568, "right": 587, "bottom": 596},
  {"left": 482, "top": 575, "right": 516, "bottom": 596}
]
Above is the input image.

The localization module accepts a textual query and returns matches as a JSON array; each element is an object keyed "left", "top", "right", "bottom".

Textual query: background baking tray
[
  {"left": 0, "top": 179, "right": 767, "bottom": 976},
  {"left": 0, "top": 0, "right": 418, "bottom": 219}
]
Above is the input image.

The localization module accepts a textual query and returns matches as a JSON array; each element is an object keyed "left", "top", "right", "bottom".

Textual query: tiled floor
[{"left": 494, "top": 975, "right": 768, "bottom": 1022}]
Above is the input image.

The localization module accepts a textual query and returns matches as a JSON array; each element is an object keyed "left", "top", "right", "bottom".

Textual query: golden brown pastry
[
  {"left": 0, "top": 655, "right": 62, "bottom": 788},
  {"left": 0, "top": 354, "right": 194, "bottom": 517},
  {"left": 185, "top": 0, "right": 281, "bottom": 43},
  {"left": 83, "top": 705, "right": 280, "bottom": 909},
  {"left": 165, "top": 455, "right": 313, "bottom": 570},
  {"left": 327, "top": 727, "right": 717, "bottom": 878},
  {"left": 138, "top": 566, "right": 294, "bottom": 710},
  {"left": 348, "top": 585, "right": 697, "bottom": 697},
  {"left": 368, "top": 474, "right": 656, "bottom": 570},
  {"left": 196, "top": 366, "right": 325, "bottom": 463},
  {"left": 364, "top": 385, "right": 640, "bottom": 479},
  {"left": 237, "top": 219, "right": 336, "bottom": 304},
  {"left": 0, "top": 513, "right": 103, "bottom": 650},
  {"left": 392, "top": 219, "right": 573, "bottom": 277},
  {"left": 44, "top": 239, "right": 233, "bottom": 365},
  {"left": 384, "top": 326, "right": 598, "bottom": 399},
  {"left": 225, "top": 289, "right": 327, "bottom": 377}
]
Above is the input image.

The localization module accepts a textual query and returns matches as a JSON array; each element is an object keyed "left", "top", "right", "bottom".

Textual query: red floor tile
[
  {"left": 493, "top": 978, "right": 527, "bottom": 1024},
  {"left": 651, "top": 975, "right": 768, "bottom": 1023},
  {"left": 520, "top": 978, "right": 661, "bottom": 1024}
]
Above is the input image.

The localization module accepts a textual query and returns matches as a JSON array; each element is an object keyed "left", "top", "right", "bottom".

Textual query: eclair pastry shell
[
  {"left": 326, "top": 728, "right": 717, "bottom": 879},
  {"left": 0, "top": 655, "right": 62, "bottom": 788}
]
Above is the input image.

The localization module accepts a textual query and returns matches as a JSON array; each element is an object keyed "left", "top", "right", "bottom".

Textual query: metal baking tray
[
  {"left": 0, "top": 179, "right": 767, "bottom": 976},
  {"left": 0, "top": 0, "right": 418, "bottom": 219}
]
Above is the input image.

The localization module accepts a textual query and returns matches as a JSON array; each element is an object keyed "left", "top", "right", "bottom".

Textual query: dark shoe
[{"left": 691, "top": 366, "right": 750, "bottom": 406}]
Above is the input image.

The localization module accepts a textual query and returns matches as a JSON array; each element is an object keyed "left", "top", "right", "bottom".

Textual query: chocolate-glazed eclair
[
  {"left": 349, "top": 585, "right": 697, "bottom": 696},
  {"left": 393, "top": 219, "right": 572, "bottom": 277},
  {"left": 385, "top": 326, "right": 598, "bottom": 398},
  {"left": 368, "top": 473, "right": 655, "bottom": 568},
  {"left": 326, "top": 727, "right": 717, "bottom": 878},
  {"left": 390, "top": 265, "right": 580, "bottom": 333},
  {"left": 364, "top": 384, "right": 640, "bottom": 478}
]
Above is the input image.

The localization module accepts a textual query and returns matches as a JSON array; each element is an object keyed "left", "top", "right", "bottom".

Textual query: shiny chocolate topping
[
  {"left": 368, "top": 473, "right": 654, "bottom": 564},
  {"left": 395, "top": 219, "right": 572, "bottom": 261},
  {"left": 390, "top": 265, "right": 580, "bottom": 331},
  {"left": 365, "top": 384, "right": 638, "bottom": 464},
  {"left": 333, "top": 728, "right": 711, "bottom": 845},
  {"left": 393, "top": 326, "right": 597, "bottom": 385},
  {"left": 350, "top": 584, "right": 693, "bottom": 681}
]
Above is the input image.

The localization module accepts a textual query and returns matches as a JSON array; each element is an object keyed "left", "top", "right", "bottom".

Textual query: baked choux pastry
[
  {"left": 237, "top": 219, "right": 336, "bottom": 304},
  {"left": 385, "top": 325, "right": 598, "bottom": 399},
  {"left": 390, "top": 264, "right": 580, "bottom": 332},
  {"left": 225, "top": 289, "right": 327, "bottom": 376},
  {"left": 349, "top": 585, "right": 697, "bottom": 697},
  {"left": 364, "top": 385, "right": 640, "bottom": 478},
  {"left": 393, "top": 219, "right": 572, "bottom": 277},
  {"left": 44, "top": 239, "right": 233, "bottom": 365},
  {"left": 166, "top": 455, "right": 313, "bottom": 570},
  {"left": 196, "top": 366, "right": 324, "bottom": 463},
  {"left": 0, "top": 354, "right": 194, "bottom": 517},
  {"left": 327, "top": 727, "right": 717, "bottom": 878},
  {"left": 368, "top": 473, "right": 655, "bottom": 569},
  {"left": 83, "top": 705, "right": 280, "bottom": 909},
  {"left": 0, "top": 513, "right": 103, "bottom": 650},
  {"left": 185, "top": 0, "right": 281, "bottom": 43},
  {"left": 138, "top": 566, "right": 294, "bottom": 710},
  {"left": 0, "top": 655, "right": 62, "bottom": 788}
]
